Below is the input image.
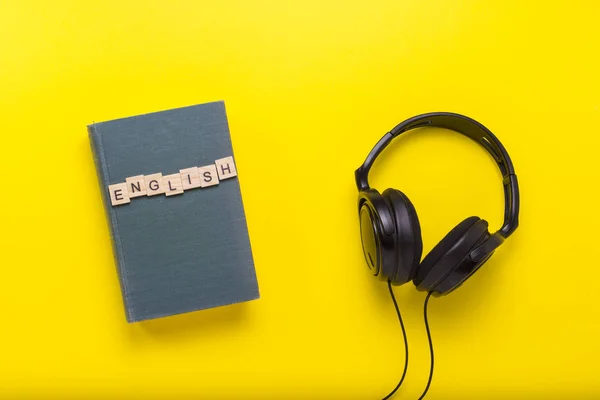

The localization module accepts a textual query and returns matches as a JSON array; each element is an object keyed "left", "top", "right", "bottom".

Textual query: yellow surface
[{"left": 1, "top": 1, "right": 599, "bottom": 398}]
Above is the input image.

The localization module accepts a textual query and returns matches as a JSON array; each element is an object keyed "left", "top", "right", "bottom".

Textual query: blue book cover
[{"left": 89, "top": 101, "right": 259, "bottom": 322}]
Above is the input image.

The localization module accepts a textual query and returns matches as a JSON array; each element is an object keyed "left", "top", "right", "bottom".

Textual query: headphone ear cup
[
  {"left": 414, "top": 216, "right": 489, "bottom": 293},
  {"left": 382, "top": 189, "right": 423, "bottom": 285},
  {"left": 358, "top": 189, "right": 398, "bottom": 282}
]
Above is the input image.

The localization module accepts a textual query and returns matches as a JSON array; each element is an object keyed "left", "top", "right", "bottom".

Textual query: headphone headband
[{"left": 354, "top": 112, "right": 519, "bottom": 239}]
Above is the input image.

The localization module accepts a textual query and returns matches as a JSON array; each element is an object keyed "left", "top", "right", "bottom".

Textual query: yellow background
[{"left": 1, "top": 0, "right": 599, "bottom": 398}]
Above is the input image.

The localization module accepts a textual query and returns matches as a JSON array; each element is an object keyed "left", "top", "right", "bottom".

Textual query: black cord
[
  {"left": 381, "top": 280, "right": 409, "bottom": 400},
  {"left": 417, "top": 291, "right": 435, "bottom": 400}
]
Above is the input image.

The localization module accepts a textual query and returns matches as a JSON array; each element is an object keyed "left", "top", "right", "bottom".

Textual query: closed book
[{"left": 89, "top": 101, "right": 259, "bottom": 323}]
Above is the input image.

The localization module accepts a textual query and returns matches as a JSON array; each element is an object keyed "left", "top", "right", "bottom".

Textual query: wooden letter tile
[
  {"left": 108, "top": 183, "right": 130, "bottom": 206},
  {"left": 179, "top": 167, "right": 201, "bottom": 190},
  {"left": 144, "top": 173, "right": 165, "bottom": 196},
  {"left": 198, "top": 165, "right": 220, "bottom": 188},
  {"left": 125, "top": 175, "right": 147, "bottom": 198},
  {"left": 214, "top": 156, "right": 238, "bottom": 180},
  {"left": 163, "top": 173, "right": 184, "bottom": 196}
]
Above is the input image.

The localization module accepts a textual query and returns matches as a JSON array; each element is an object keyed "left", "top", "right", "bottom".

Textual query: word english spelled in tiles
[{"left": 107, "top": 156, "right": 237, "bottom": 207}]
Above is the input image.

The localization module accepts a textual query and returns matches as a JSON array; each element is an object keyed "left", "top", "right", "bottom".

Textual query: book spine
[{"left": 88, "top": 124, "right": 134, "bottom": 322}]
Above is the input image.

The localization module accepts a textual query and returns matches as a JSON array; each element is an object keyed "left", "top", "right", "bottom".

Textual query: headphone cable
[
  {"left": 417, "top": 291, "right": 435, "bottom": 400},
  {"left": 381, "top": 280, "right": 409, "bottom": 400}
]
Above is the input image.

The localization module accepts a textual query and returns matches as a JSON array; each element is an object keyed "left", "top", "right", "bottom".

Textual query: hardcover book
[{"left": 89, "top": 101, "right": 259, "bottom": 322}]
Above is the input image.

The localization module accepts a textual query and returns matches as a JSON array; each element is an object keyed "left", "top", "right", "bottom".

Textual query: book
[{"left": 88, "top": 101, "right": 259, "bottom": 323}]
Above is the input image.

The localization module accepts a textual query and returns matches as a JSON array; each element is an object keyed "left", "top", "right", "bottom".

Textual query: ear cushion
[
  {"left": 414, "top": 216, "right": 489, "bottom": 291},
  {"left": 382, "top": 189, "right": 423, "bottom": 285}
]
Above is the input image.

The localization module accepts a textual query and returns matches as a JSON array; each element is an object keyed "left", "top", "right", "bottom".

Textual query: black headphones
[{"left": 355, "top": 112, "right": 520, "bottom": 296}]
